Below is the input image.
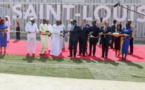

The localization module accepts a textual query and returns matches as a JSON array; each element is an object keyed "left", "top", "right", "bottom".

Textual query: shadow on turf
[
  {"left": 96, "top": 60, "right": 120, "bottom": 66},
  {"left": 51, "top": 57, "right": 64, "bottom": 62},
  {"left": 23, "top": 56, "right": 36, "bottom": 63},
  {"left": 70, "top": 58, "right": 83, "bottom": 63},
  {"left": 131, "top": 75, "right": 145, "bottom": 78},
  {"left": 123, "top": 61, "right": 143, "bottom": 69},
  {"left": 0, "top": 54, "right": 5, "bottom": 59}
]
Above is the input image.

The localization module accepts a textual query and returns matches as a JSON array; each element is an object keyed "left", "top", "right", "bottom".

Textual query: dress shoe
[
  {"left": 68, "top": 55, "right": 72, "bottom": 57},
  {"left": 32, "top": 53, "right": 35, "bottom": 56},
  {"left": 26, "top": 53, "right": 30, "bottom": 56},
  {"left": 40, "top": 53, "right": 45, "bottom": 56}
]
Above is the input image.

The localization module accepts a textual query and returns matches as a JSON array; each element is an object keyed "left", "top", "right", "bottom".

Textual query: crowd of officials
[{"left": 0, "top": 16, "right": 134, "bottom": 61}]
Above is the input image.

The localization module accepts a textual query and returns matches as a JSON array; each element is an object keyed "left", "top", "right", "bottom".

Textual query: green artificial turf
[{"left": 0, "top": 55, "right": 145, "bottom": 82}]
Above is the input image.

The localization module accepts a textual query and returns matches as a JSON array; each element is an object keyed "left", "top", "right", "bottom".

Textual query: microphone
[{"left": 114, "top": 3, "right": 120, "bottom": 7}]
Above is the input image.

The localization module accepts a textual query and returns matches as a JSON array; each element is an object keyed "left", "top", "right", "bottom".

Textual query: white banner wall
[{"left": 0, "top": 0, "right": 145, "bottom": 37}]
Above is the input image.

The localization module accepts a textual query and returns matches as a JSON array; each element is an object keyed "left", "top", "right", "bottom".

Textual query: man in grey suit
[{"left": 101, "top": 21, "right": 112, "bottom": 58}]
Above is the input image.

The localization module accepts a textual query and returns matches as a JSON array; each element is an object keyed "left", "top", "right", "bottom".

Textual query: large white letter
[
  {"left": 94, "top": 5, "right": 111, "bottom": 21},
  {"left": 12, "top": 4, "right": 22, "bottom": 19},
  {"left": 40, "top": 4, "right": 44, "bottom": 19},
  {"left": 113, "top": 6, "right": 127, "bottom": 21},
  {"left": 24, "top": 4, "right": 37, "bottom": 19},
  {"left": 63, "top": 5, "right": 75, "bottom": 20},
  {"left": 130, "top": 6, "right": 135, "bottom": 21},
  {"left": 47, "top": 5, "right": 60, "bottom": 20},
  {"left": 137, "top": 6, "right": 145, "bottom": 22},
  {"left": 83, "top": 5, "right": 92, "bottom": 21}
]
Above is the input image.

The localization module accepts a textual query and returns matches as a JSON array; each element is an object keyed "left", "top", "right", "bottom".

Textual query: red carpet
[{"left": 5, "top": 40, "right": 145, "bottom": 62}]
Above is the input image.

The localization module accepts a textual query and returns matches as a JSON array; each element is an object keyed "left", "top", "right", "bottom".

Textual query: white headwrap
[{"left": 5, "top": 15, "right": 11, "bottom": 26}]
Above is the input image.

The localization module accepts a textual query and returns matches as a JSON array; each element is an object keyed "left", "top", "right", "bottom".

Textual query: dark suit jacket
[
  {"left": 111, "top": 24, "right": 116, "bottom": 33},
  {"left": 89, "top": 25, "right": 100, "bottom": 43},
  {"left": 79, "top": 25, "right": 89, "bottom": 41},
  {"left": 69, "top": 25, "right": 80, "bottom": 42},
  {"left": 101, "top": 26, "right": 111, "bottom": 43}
]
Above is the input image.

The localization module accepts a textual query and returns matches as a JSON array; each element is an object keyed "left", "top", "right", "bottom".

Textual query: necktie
[{"left": 104, "top": 27, "right": 107, "bottom": 32}]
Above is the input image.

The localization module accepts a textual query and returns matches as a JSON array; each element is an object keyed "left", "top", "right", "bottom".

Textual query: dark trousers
[
  {"left": 130, "top": 38, "right": 134, "bottom": 54},
  {"left": 16, "top": 27, "right": 20, "bottom": 40},
  {"left": 69, "top": 41, "right": 78, "bottom": 57},
  {"left": 102, "top": 39, "right": 109, "bottom": 57},
  {"left": 110, "top": 36, "right": 115, "bottom": 49},
  {"left": 89, "top": 41, "right": 97, "bottom": 56},
  {"left": 79, "top": 39, "right": 87, "bottom": 56}
]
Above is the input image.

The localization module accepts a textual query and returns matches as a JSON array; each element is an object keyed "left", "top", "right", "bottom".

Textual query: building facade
[{"left": 0, "top": 0, "right": 145, "bottom": 38}]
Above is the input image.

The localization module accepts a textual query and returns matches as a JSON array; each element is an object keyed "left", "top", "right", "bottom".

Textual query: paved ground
[{"left": 0, "top": 73, "right": 145, "bottom": 90}]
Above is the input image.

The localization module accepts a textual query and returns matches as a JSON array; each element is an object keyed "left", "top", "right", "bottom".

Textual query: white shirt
[
  {"left": 67, "top": 23, "right": 72, "bottom": 31},
  {"left": 5, "top": 21, "right": 11, "bottom": 28},
  {"left": 97, "top": 21, "right": 104, "bottom": 29},
  {"left": 60, "top": 24, "right": 65, "bottom": 31},
  {"left": 25, "top": 22, "right": 39, "bottom": 37},
  {"left": 52, "top": 24, "right": 62, "bottom": 34},
  {"left": 39, "top": 23, "right": 48, "bottom": 33},
  {"left": 48, "top": 24, "right": 52, "bottom": 33}
]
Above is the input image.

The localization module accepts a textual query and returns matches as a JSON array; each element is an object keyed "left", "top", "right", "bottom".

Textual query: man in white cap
[{"left": 25, "top": 18, "right": 39, "bottom": 56}]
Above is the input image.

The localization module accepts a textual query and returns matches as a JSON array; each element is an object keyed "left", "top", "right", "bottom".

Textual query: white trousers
[
  {"left": 48, "top": 37, "right": 52, "bottom": 51},
  {"left": 27, "top": 37, "right": 36, "bottom": 54},
  {"left": 40, "top": 35, "right": 48, "bottom": 54},
  {"left": 7, "top": 28, "right": 10, "bottom": 41}
]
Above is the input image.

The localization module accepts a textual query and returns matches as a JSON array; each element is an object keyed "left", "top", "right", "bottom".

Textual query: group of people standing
[
  {"left": 110, "top": 19, "right": 135, "bottom": 60},
  {"left": 25, "top": 18, "right": 65, "bottom": 57},
  {"left": 0, "top": 16, "right": 134, "bottom": 61},
  {"left": 24, "top": 17, "right": 134, "bottom": 61}
]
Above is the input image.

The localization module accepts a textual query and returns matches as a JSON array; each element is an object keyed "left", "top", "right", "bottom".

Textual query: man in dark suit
[
  {"left": 110, "top": 20, "right": 117, "bottom": 49},
  {"left": 101, "top": 21, "right": 111, "bottom": 58},
  {"left": 68, "top": 20, "right": 80, "bottom": 57},
  {"left": 88, "top": 20, "right": 100, "bottom": 57},
  {"left": 78, "top": 19, "right": 89, "bottom": 56}
]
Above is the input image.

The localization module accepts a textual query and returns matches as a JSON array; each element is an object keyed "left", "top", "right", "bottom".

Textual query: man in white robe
[
  {"left": 5, "top": 16, "right": 11, "bottom": 41},
  {"left": 59, "top": 20, "right": 66, "bottom": 50},
  {"left": 46, "top": 20, "right": 52, "bottom": 52},
  {"left": 25, "top": 18, "right": 39, "bottom": 56},
  {"left": 50, "top": 21, "right": 63, "bottom": 56},
  {"left": 39, "top": 19, "right": 49, "bottom": 55}
]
